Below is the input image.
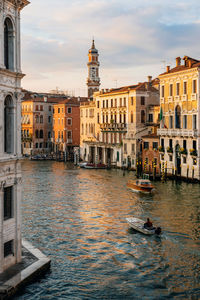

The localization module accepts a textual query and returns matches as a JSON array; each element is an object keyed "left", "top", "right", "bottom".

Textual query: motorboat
[
  {"left": 127, "top": 179, "right": 155, "bottom": 193},
  {"left": 126, "top": 217, "right": 161, "bottom": 235},
  {"left": 80, "top": 163, "right": 107, "bottom": 169}
]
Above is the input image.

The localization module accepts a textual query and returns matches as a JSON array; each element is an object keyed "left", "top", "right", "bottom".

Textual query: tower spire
[{"left": 87, "top": 40, "right": 100, "bottom": 99}]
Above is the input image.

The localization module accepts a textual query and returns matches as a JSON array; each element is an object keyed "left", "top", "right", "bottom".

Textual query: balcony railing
[
  {"left": 157, "top": 128, "right": 198, "bottom": 137},
  {"left": 67, "top": 138, "right": 72, "bottom": 144},
  {"left": 100, "top": 123, "right": 127, "bottom": 131}
]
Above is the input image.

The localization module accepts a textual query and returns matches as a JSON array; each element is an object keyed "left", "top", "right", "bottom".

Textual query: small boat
[
  {"left": 81, "top": 163, "right": 107, "bottom": 169},
  {"left": 127, "top": 179, "right": 155, "bottom": 193},
  {"left": 126, "top": 217, "right": 161, "bottom": 235}
]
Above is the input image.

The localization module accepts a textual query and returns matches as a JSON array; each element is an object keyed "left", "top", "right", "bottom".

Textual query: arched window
[
  {"left": 141, "top": 110, "right": 145, "bottom": 123},
  {"left": 40, "top": 115, "right": 43, "bottom": 123},
  {"left": 4, "top": 95, "right": 14, "bottom": 153},
  {"left": 175, "top": 105, "right": 181, "bottom": 128},
  {"left": 4, "top": 18, "right": 14, "bottom": 70},
  {"left": 39, "top": 130, "right": 43, "bottom": 138},
  {"left": 35, "top": 130, "right": 39, "bottom": 138}
]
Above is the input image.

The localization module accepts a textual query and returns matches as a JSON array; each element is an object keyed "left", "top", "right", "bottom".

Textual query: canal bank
[
  {"left": 0, "top": 240, "right": 50, "bottom": 299},
  {"left": 16, "top": 160, "right": 200, "bottom": 299}
]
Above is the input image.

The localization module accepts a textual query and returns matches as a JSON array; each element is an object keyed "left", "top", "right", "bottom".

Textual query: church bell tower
[{"left": 87, "top": 40, "right": 100, "bottom": 99}]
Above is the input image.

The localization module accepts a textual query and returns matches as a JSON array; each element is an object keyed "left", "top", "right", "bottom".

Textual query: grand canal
[{"left": 15, "top": 160, "right": 200, "bottom": 299}]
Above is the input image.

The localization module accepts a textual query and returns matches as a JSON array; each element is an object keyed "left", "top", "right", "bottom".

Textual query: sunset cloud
[{"left": 21, "top": 0, "right": 200, "bottom": 95}]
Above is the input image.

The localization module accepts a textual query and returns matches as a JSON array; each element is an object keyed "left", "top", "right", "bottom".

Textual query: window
[
  {"left": 97, "top": 113, "right": 100, "bottom": 124},
  {"left": 131, "top": 112, "right": 133, "bottom": 123},
  {"left": 169, "top": 139, "right": 173, "bottom": 149},
  {"left": 48, "top": 116, "right": 51, "bottom": 123},
  {"left": 103, "top": 100, "right": 105, "bottom": 108},
  {"left": 176, "top": 83, "right": 180, "bottom": 96},
  {"left": 40, "top": 115, "right": 43, "bottom": 123},
  {"left": 35, "top": 130, "right": 39, "bottom": 138},
  {"left": 131, "top": 144, "right": 135, "bottom": 153},
  {"left": 4, "top": 18, "right": 14, "bottom": 70},
  {"left": 169, "top": 116, "right": 173, "bottom": 129},
  {"left": 141, "top": 96, "right": 145, "bottom": 105},
  {"left": 192, "top": 80, "right": 197, "bottom": 93},
  {"left": 68, "top": 107, "right": 72, "bottom": 114},
  {"left": 97, "top": 101, "right": 100, "bottom": 108},
  {"left": 148, "top": 114, "right": 153, "bottom": 122},
  {"left": 183, "top": 156, "right": 187, "bottom": 164},
  {"left": 141, "top": 110, "right": 145, "bottom": 123},
  {"left": 120, "top": 98, "right": 122, "bottom": 107},
  {"left": 161, "top": 138, "right": 164, "bottom": 148},
  {"left": 161, "top": 86, "right": 164, "bottom": 98},
  {"left": 4, "top": 186, "right": 13, "bottom": 220},
  {"left": 40, "top": 105, "right": 43, "bottom": 111},
  {"left": 169, "top": 155, "right": 173, "bottom": 162},
  {"left": 36, "top": 105, "right": 39, "bottom": 111},
  {"left": 39, "top": 143, "right": 43, "bottom": 148},
  {"left": 4, "top": 240, "right": 14, "bottom": 257},
  {"left": 193, "top": 140, "right": 197, "bottom": 150},
  {"left": 183, "top": 82, "right": 187, "bottom": 95},
  {"left": 111, "top": 99, "right": 113, "bottom": 107},
  {"left": 39, "top": 130, "right": 43, "bottom": 138},
  {"left": 153, "top": 142, "right": 158, "bottom": 149},
  {"left": 67, "top": 131, "right": 72, "bottom": 139},
  {"left": 175, "top": 105, "right": 181, "bottom": 128},
  {"left": 62, "top": 108, "right": 64, "bottom": 113},
  {"left": 67, "top": 118, "right": 72, "bottom": 125},
  {"left": 124, "top": 98, "right": 126, "bottom": 106},
  {"left": 169, "top": 84, "right": 173, "bottom": 96},
  {"left": 183, "top": 115, "right": 187, "bottom": 129},
  {"left": 58, "top": 108, "right": 60, "bottom": 113},
  {"left": 131, "top": 97, "right": 133, "bottom": 105},
  {"left": 124, "top": 143, "right": 127, "bottom": 153},
  {"left": 106, "top": 100, "right": 108, "bottom": 108},
  {"left": 117, "top": 151, "right": 119, "bottom": 162},
  {"left": 115, "top": 99, "right": 117, "bottom": 107},
  {"left": 4, "top": 96, "right": 14, "bottom": 153},
  {"left": 183, "top": 140, "right": 187, "bottom": 150},
  {"left": 48, "top": 132, "right": 51, "bottom": 139},
  {"left": 36, "top": 143, "right": 38, "bottom": 148},
  {"left": 193, "top": 115, "right": 197, "bottom": 130},
  {"left": 49, "top": 106, "right": 51, "bottom": 111},
  {"left": 144, "top": 142, "right": 149, "bottom": 149}
]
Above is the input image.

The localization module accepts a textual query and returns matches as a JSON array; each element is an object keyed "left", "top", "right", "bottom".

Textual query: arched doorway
[
  {"left": 4, "top": 17, "right": 14, "bottom": 70},
  {"left": 4, "top": 95, "right": 14, "bottom": 153},
  {"left": 175, "top": 144, "right": 181, "bottom": 175}
]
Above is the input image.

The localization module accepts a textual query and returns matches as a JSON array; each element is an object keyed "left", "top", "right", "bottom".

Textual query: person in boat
[{"left": 144, "top": 218, "right": 153, "bottom": 229}]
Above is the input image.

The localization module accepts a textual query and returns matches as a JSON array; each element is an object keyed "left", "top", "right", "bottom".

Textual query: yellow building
[
  {"left": 80, "top": 77, "right": 159, "bottom": 168},
  {"left": 158, "top": 56, "right": 200, "bottom": 180}
]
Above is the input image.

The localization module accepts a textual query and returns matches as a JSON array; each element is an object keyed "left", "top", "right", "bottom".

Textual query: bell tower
[{"left": 87, "top": 40, "right": 100, "bottom": 99}]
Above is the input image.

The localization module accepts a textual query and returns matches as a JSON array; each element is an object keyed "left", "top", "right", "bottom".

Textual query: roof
[
  {"left": 159, "top": 56, "right": 200, "bottom": 76},
  {"left": 98, "top": 81, "right": 158, "bottom": 96},
  {"left": 142, "top": 133, "right": 159, "bottom": 139},
  {"left": 7, "top": 0, "right": 30, "bottom": 10}
]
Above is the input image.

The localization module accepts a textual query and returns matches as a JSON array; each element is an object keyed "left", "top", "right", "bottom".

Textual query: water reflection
[{"left": 15, "top": 160, "right": 200, "bottom": 299}]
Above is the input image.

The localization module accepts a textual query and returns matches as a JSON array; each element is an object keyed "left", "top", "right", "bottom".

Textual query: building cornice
[
  {"left": 5, "top": 0, "right": 30, "bottom": 10},
  {"left": 159, "top": 67, "right": 199, "bottom": 79}
]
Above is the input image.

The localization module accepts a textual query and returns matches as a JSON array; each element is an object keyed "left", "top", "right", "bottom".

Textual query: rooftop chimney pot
[{"left": 176, "top": 57, "right": 181, "bottom": 67}]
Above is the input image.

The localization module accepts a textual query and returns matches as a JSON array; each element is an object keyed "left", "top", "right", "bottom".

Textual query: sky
[{"left": 21, "top": 0, "right": 200, "bottom": 96}]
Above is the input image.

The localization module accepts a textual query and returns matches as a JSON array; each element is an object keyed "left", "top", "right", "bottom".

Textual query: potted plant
[
  {"left": 158, "top": 145, "right": 165, "bottom": 152},
  {"left": 189, "top": 148, "right": 197, "bottom": 156},
  {"left": 180, "top": 147, "right": 187, "bottom": 155},
  {"left": 167, "top": 146, "right": 173, "bottom": 153}
]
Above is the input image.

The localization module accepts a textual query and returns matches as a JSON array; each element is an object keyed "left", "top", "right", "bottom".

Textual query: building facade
[
  {"left": 157, "top": 56, "right": 200, "bottom": 180},
  {"left": 0, "top": 0, "right": 29, "bottom": 272},
  {"left": 80, "top": 79, "right": 159, "bottom": 168},
  {"left": 52, "top": 98, "right": 81, "bottom": 159},
  {"left": 21, "top": 92, "right": 66, "bottom": 156},
  {"left": 87, "top": 40, "right": 100, "bottom": 99}
]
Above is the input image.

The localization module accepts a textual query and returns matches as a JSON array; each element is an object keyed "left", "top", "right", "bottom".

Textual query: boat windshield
[{"left": 141, "top": 181, "right": 151, "bottom": 185}]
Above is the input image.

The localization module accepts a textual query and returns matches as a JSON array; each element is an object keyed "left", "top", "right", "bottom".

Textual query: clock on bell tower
[{"left": 87, "top": 39, "right": 100, "bottom": 99}]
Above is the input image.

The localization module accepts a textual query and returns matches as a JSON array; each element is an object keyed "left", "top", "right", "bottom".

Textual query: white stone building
[{"left": 0, "top": 0, "right": 29, "bottom": 272}]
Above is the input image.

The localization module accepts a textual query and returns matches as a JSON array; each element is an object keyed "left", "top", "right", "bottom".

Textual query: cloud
[{"left": 21, "top": 0, "right": 200, "bottom": 95}]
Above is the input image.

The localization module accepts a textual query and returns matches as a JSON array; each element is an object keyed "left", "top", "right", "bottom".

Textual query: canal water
[{"left": 15, "top": 160, "right": 200, "bottom": 299}]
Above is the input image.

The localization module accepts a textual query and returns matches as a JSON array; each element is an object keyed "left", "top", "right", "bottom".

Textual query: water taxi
[
  {"left": 126, "top": 217, "right": 161, "bottom": 235},
  {"left": 127, "top": 179, "right": 155, "bottom": 193}
]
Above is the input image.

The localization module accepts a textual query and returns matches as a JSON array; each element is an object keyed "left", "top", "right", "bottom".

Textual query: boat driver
[{"left": 144, "top": 218, "right": 153, "bottom": 229}]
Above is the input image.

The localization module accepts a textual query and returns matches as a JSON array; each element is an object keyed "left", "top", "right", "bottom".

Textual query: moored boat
[
  {"left": 127, "top": 179, "right": 155, "bottom": 193},
  {"left": 81, "top": 163, "right": 107, "bottom": 169},
  {"left": 126, "top": 217, "right": 161, "bottom": 235}
]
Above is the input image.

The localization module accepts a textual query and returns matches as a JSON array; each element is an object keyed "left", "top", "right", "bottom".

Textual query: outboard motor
[{"left": 155, "top": 227, "right": 161, "bottom": 235}]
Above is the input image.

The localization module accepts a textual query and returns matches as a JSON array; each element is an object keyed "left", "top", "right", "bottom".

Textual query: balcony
[
  {"left": 167, "top": 96, "right": 173, "bottom": 102},
  {"left": 100, "top": 123, "right": 127, "bottom": 131},
  {"left": 157, "top": 128, "right": 198, "bottom": 137},
  {"left": 191, "top": 93, "right": 197, "bottom": 100},
  {"left": 67, "top": 138, "right": 72, "bottom": 144},
  {"left": 182, "top": 94, "right": 187, "bottom": 101},
  {"left": 174, "top": 95, "right": 180, "bottom": 101}
]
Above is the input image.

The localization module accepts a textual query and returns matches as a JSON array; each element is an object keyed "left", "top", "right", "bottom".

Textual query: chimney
[
  {"left": 188, "top": 60, "right": 192, "bottom": 68},
  {"left": 148, "top": 76, "right": 152, "bottom": 83},
  {"left": 176, "top": 57, "right": 181, "bottom": 67},
  {"left": 166, "top": 66, "right": 170, "bottom": 73}
]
